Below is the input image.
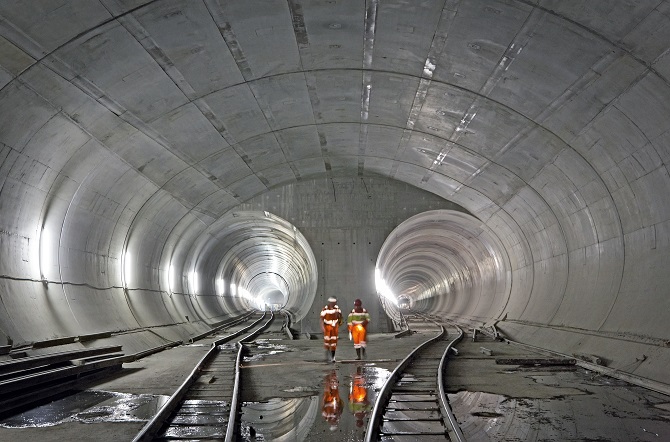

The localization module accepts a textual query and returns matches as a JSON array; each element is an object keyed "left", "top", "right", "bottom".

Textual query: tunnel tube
[
  {"left": 185, "top": 211, "right": 318, "bottom": 322},
  {"left": 375, "top": 210, "right": 512, "bottom": 326}
]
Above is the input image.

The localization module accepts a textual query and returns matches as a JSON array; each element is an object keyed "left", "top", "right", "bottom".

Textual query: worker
[
  {"left": 321, "top": 370, "right": 343, "bottom": 431},
  {"left": 320, "top": 296, "right": 343, "bottom": 362},
  {"left": 347, "top": 298, "right": 371, "bottom": 360}
]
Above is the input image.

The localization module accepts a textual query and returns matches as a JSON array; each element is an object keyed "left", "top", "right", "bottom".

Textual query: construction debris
[{"left": 495, "top": 357, "right": 576, "bottom": 366}]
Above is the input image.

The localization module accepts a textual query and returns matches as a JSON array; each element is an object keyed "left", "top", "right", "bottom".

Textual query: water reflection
[
  {"left": 240, "top": 365, "right": 392, "bottom": 440},
  {"left": 243, "top": 339, "right": 293, "bottom": 363},
  {"left": 321, "top": 370, "right": 344, "bottom": 431},
  {"left": 348, "top": 366, "right": 372, "bottom": 428},
  {"left": 240, "top": 397, "right": 319, "bottom": 441},
  {"left": 0, "top": 390, "right": 168, "bottom": 428}
]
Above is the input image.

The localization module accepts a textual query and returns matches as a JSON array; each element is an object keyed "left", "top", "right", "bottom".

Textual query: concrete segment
[{"left": 0, "top": 1, "right": 670, "bottom": 438}]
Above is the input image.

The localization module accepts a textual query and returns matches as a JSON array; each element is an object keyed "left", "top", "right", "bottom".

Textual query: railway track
[
  {"left": 132, "top": 310, "right": 287, "bottom": 441},
  {"left": 365, "top": 312, "right": 465, "bottom": 442}
]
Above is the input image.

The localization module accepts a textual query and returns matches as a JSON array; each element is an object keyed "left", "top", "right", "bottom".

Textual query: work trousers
[
  {"left": 351, "top": 323, "right": 367, "bottom": 349},
  {"left": 323, "top": 324, "right": 339, "bottom": 350}
]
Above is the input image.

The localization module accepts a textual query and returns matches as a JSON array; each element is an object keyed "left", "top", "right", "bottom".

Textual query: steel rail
[
  {"left": 225, "top": 311, "right": 275, "bottom": 442},
  {"left": 281, "top": 310, "right": 294, "bottom": 340},
  {"left": 437, "top": 322, "right": 465, "bottom": 442},
  {"left": 492, "top": 327, "right": 670, "bottom": 396},
  {"left": 131, "top": 312, "right": 267, "bottom": 442},
  {"left": 364, "top": 314, "right": 445, "bottom": 442},
  {"left": 394, "top": 309, "right": 412, "bottom": 338},
  {"left": 188, "top": 311, "right": 255, "bottom": 343}
]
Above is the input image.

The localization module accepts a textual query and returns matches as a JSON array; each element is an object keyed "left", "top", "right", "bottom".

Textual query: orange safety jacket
[{"left": 321, "top": 304, "right": 343, "bottom": 350}]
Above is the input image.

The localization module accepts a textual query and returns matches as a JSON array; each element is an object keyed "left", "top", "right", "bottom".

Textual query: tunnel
[{"left": 0, "top": 0, "right": 669, "bottom": 403}]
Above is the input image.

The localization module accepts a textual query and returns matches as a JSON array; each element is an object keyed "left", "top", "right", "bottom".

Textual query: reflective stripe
[
  {"left": 321, "top": 305, "right": 343, "bottom": 328},
  {"left": 347, "top": 309, "right": 370, "bottom": 326}
]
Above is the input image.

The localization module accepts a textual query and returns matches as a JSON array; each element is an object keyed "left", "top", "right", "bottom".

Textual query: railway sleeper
[
  {"left": 381, "top": 418, "right": 448, "bottom": 434},
  {"left": 160, "top": 424, "right": 227, "bottom": 439},
  {"left": 385, "top": 410, "right": 443, "bottom": 420},
  {"left": 380, "top": 435, "right": 448, "bottom": 442},
  {"left": 390, "top": 393, "right": 437, "bottom": 401},
  {"left": 387, "top": 401, "right": 440, "bottom": 411}
]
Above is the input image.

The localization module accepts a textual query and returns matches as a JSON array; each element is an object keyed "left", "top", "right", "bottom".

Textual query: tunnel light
[
  {"left": 168, "top": 264, "right": 175, "bottom": 293},
  {"left": 38, "top": 226, "right": 51, "bottom": 280},
  {"left": 237, "top": 287, "right": 264, "bottom": 310},
  {"left": 375, "top": 268, "right": 398, "bottom": 306},
  {"left": 216, "top": 277, "right": 225, "bottom": 296},
  {"left": 189, "top": 271, "right": 199, "bottom": 294},
  {"left": 230, "top": 283, "right": 237, "bottom": 297},
  {"left": 123, "top": 250, "right": 132, "bottom": 289}
]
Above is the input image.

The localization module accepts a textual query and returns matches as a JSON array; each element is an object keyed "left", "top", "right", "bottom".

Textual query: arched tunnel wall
[
  {"left": 0, "top": 0, "right": 668, "bottom": 389},
  {"left": 0, "top": 171, "right": 466, "bottom": 347}
]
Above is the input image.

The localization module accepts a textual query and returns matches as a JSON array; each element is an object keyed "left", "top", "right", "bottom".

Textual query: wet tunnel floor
[
  {"left": 0, "top": 329, "right": 669, "bottom": 441},
  {"left": 445, "top": 333, "right": 670, "bottom": 441},
  {"left": 0, "top": 332, "right": 427, "bottom": 441}
]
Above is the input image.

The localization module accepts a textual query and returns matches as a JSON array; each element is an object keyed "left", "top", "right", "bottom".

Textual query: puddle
[
  {"left": 239, "top": 396, "right": 320, "bottom": 441},
  {"left": 359, "top": 365, "right": 392, "bottom": 392},
  {"left": 0, "top": 390, "right": 169, "bottom": 428},
  {"left": 243, "top": 341, "right": 293, "bottom": 363},
  {"left": 243, "top": 354, "right": 266, "bottom": 363},
  {"left": 239, "top": 365, "right": 392, "bottom": 441},
  {"left": 448, "top": 388, "right": 670, "bottom": 441},
  {"left": 284, "top": 386, "right": 315, "bottom": 393},
  {"left": 448, "top": 391, "right": 511, "bottom": 436}
]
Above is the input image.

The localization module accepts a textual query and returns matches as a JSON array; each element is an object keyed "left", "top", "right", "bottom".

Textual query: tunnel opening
[
  {"left": 189, "top": 211, "right": 317, "bottom": 322},
  {"left": 375, "top": 210, "right": 512, "bottom": 328}
]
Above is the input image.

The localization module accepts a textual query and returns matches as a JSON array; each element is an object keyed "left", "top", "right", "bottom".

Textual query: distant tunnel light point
[{"left": 375, "top": 268, "right": 398, "bottom": 306}]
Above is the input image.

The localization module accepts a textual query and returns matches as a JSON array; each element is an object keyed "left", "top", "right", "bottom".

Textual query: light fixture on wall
[
  {"left": 375, "top": 268, "right": 398, "bottom": 306},
  {"left": 122, "top": 250, "right": 132, "bottom": 289},
  {"left": 216, "top": 277, "right": 225, "bottom": 296},
  {"left": 37, "top": 225, "right": 49, "bottom": 281},
  {"left": 168, "top": 264, "right": 175, "bottom": 294},
  {"left": 189, "top": 271, "right": 198, "bottom": 295}
]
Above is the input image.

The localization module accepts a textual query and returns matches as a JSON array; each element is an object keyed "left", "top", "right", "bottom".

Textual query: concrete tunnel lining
[
  {"left": 376, "top": 210, "right": 512, "bottom": 322},
  {"left": 0, "top": 0, "right": 668, "bottom": 389}
]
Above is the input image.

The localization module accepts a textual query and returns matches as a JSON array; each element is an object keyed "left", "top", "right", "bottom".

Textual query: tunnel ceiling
[{"left": 1, "top": 1, "right": 670, "bottom": 385}]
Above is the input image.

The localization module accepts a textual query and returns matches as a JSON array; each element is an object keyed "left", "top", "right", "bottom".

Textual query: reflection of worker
[
  {"left": 322, "top": 370, "right": 343, "bottom": 431},
  {"left": 347, "top": 299, "right": 370, "bottom": 360},
  {"left": 321, "top": 297, "right": 343, "bottom": 362},
  {"left": 349, "top": 366, "right": 371, "bottom": 428}
]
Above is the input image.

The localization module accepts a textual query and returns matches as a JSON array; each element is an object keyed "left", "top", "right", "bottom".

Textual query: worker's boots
[
  {"left": 325, "top": 349, "right": 331, "bottom": 362},
  {"left": 355, "top": 348, "right": 361, "bottom": 360},
  {"left": 362, "top": 348, "right": 367, "bottom": 360},
  {"left": 331, "top": 350, "right": 336, "bottom": 363}
]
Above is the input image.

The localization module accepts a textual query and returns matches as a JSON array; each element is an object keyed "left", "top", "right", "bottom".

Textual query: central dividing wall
[{"left": 235, "top": 176, "right": 469, "bottom": 333}]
